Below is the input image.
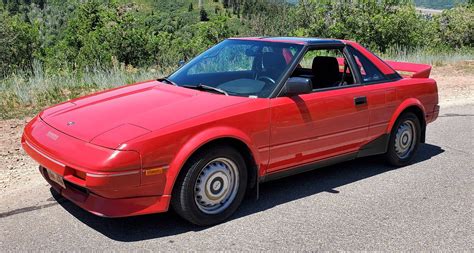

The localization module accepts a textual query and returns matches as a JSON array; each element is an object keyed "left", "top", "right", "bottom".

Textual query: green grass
[
  {"left": 381, "top": 46, "right": 474, "bottom": 66},
  {"left": 0, "top": 63, "right": 162, "bottom": 119},
  {"left": 1, "top": 48, "right": 473, "bottom": 119}
]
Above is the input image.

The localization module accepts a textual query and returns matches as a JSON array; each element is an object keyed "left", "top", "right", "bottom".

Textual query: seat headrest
[
  {"left": 312, "top": 56, "right": 340, "bottom": 76},
  {"left": 311, "top": 56, "right": 342, "bottom": 88}
]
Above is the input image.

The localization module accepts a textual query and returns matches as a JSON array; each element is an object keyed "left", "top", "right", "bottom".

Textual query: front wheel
[
  {"left": 385, "top": 112, "right": 421, "bottom": 167},
  {"left": 171, "top": 145, "right": 247, "bottom": 226}
]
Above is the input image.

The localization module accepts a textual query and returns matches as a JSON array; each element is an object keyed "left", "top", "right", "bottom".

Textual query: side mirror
[
  {"left": 178, "top": 60, "right": 185, "bottom": 67},
  {"left": 282, "top": 77, "right": 312, "bottom": 96}
]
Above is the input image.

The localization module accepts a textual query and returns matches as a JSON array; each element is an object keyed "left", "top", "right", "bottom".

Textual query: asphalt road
[{"left": 1, "top": 104, "right": 472, "bottom": 251}]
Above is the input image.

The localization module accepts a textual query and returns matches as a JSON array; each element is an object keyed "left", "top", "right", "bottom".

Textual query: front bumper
[
  {"left": 22, "top": 116, "right": 169, "bottom": 217},
  {"left": 40, "top": 166, "right": 170, "bottom": 217}
]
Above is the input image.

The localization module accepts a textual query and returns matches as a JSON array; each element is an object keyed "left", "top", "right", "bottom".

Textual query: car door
[
  {"left": 346, "top": 45, "right": 399, "bottom": 141},
  {"left": 267, "top": 47, "right": 370, "bottom": 173}
]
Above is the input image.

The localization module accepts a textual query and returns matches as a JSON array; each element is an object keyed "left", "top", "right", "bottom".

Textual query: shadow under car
[{"left": 52, "top": 143, "right": 444, "bottom": 242}]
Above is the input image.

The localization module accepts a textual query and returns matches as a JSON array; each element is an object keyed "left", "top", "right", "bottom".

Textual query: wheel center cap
[
  {"left": 213, "top": 181, "right": 221, "bottom": 191},
  {"left": 209, "top": 177, "right": 224, "bottom": 195},
  {"left": 402, "top": 135, "right": 408, "bottom": 144}
]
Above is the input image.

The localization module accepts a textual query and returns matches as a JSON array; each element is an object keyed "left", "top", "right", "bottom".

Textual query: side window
[
  {"left": 291, "top": 48, "right": 356, "bottom": 90},
  {"left": 348, "top": 47, "right": 386, "bottom": 83}
]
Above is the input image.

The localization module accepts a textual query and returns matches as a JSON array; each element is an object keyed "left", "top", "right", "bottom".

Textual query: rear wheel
[
  {"left": 171, "top": 145, "right": 247, "bottom": 226},
  {"left": 385, "top": 112, "right": 421, "bottom": 166}
]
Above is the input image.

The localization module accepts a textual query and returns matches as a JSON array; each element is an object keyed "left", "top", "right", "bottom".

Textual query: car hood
[{"left": 40, "top": 80, "right": 249, "bottom": 148}]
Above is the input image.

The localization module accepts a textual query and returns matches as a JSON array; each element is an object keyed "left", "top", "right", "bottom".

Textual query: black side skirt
[
  {"left": 357, "top": 133, "right": 389, "bottom": 158},
  {"left": 260, "top": 134, "right": 390, "bottom": 183}
]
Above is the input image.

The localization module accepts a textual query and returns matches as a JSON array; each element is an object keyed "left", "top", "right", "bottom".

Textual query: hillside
[
  {"left": 414, "top": 0, "right": 467, "bottom": 9},
  {"left": 1, "top": 0, "right": 473, "bottom": 118}
]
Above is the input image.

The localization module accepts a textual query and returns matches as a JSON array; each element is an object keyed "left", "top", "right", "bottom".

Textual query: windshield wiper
[
  {"left": 182, "top": 84, "right": 228, "bottom": 96},
  {"left": 158, "top": 77, "right": 178, "bottom": 86},
  {"left": 159, "top": 79, "right": 228, "bottom": 96}
]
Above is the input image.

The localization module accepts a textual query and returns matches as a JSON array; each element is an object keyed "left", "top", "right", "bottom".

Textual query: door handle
[{"left": 354, "top": 96, "right": 367, "bottom": 106}]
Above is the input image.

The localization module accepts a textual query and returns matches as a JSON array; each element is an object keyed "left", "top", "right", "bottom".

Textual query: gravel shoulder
[{"left": 430, "top": 61, "right": 474, "bottom": 106}]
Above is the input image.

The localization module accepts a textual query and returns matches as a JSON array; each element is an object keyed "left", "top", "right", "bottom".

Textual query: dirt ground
[
  {"left": 430, "top": 61, "right": 474, "bottom": 106},
  {"left": 0, "top": 63, "right": 472, "bottom": 203}
]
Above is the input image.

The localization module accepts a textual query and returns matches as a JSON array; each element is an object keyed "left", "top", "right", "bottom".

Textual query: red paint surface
[{"left": 22, "top": 38, "right": 439, "bottom": 217}]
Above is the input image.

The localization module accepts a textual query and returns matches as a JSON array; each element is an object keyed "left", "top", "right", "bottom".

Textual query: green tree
[
  {"left": 0, "top": 11, "right": 39, "bottom": 77},
  {"left": 200, "top": 7, "right": 209, "bottom": 21},
  {"left": 438, "top": 4, "right": 474, "bottom": 47}
]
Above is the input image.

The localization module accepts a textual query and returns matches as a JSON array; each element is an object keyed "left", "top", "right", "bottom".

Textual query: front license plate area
[{"left": 46, "top": 169, "right": 66, "bottom": 189}]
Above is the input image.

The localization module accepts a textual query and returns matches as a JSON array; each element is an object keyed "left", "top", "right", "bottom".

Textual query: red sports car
[{"left": 22, "top": 37, "right": 439, "bottom": 225}]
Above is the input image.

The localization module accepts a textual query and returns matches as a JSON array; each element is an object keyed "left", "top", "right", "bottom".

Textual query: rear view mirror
[{"left": 282, "top": 77, "right": 312, "bottom": 96}]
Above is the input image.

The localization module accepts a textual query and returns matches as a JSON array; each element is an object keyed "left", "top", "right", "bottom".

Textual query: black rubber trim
[
  {"left": 310, "top": 84, "right": 364, "bottom": 93},
  {"left": 357, "top": 134, "right": 390, "bottom": 158},
  {"left": 64, "top": 180, "right": 89, "bottom": 196},
  {"left": 386, "top": 73, "right": 402, "bottom": 81},
  {"left": 261, "top": 152, "right": 358, "bottom": 183},
  {"left": 258, "top": 134, "right": 391, "bottom": 184}
]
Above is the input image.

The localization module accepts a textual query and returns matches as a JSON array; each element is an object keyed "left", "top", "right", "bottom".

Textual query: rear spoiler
[{"left": 384, "top": 60, "right": 432, "bottom": 78}]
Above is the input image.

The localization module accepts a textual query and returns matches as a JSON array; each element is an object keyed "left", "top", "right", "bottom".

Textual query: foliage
[
  {"left": 0, "top": 0, "right": 473, "bottom": 118},
  {"left": 438, "top": 4, "right": 474, "bottom": 47},
  {"left": 1, "top": 0, "right": 472, "bottom": 75},
  {"left": 288, "top": 1, "right": 441, "bottom": 52},
  {"left": 0, "top": 61, "right": 160, "bottom": 118},
  {"left": 0, "top": 11, "right": 39, "bottom": 77},
  {"left": 200, "top": 7, "right": 209, "bottom": 21}
]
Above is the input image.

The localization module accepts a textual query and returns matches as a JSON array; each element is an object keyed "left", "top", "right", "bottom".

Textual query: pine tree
[{"left": 200, "top": 7, "right": 209, "bottom": 21}]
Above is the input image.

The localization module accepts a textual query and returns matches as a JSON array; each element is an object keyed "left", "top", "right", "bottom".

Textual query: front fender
[
  {"left": 163, "top": 126, "right": 260, "bottom": 195},
  {"left": 386, "top": 98, "right": 426, "bottom": 133}
]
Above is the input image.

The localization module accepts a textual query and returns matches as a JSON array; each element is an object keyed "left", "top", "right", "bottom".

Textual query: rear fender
[
  {"left": 163, "top": 127, "right": 260, "bottom": 195},
  {"left": 386, "top": 98, "right": 426, "bottom": 134}
]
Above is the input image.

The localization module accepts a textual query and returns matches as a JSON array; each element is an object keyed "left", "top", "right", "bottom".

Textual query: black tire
[
  {"left": 171, "top": 145, "right": 247, "bottom": 226},
  {"left": 385, "top": 112, "right": 421, "bottom": 167}
]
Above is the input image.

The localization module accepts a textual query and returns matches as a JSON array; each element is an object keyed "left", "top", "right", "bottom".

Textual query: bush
[
  {"left": 0, "top": 0, "right": 472, "bottom": 82},
  {"left": 287, "top": 1, "right": 443, "bottom": 53},
  {"left": 0, "top": 0, "right": 473, "bottom": 119},
  {"left": 438, "top": 4, "right": 474, "bottom": 48},
  {"left": 0, "top": 12, "right": 39, "bottom": 77},
  {"left": 200, "top": 7, "right": 209, "bottom": 21}
]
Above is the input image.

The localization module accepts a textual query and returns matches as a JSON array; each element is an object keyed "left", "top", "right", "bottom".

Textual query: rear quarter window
[{"left": 348, "top": 47, "right": 386, "bottom": 83}]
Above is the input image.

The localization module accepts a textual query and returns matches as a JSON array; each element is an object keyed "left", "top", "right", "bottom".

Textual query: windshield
[{"left": 168, "top": 39, "right": 303, "bottom": 98}]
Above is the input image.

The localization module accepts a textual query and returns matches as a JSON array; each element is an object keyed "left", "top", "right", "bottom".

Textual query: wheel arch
[
  {"left": 164, "top": 127, "right": 260, "bottom": 196},
  {"left": 387, "top": 99, "right": 427, "bottom": 143}
]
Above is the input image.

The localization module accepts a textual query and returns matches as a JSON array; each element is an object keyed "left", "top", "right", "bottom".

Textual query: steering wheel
[{"left": 257, "top": 76, "right": 276, "bottom": 84}]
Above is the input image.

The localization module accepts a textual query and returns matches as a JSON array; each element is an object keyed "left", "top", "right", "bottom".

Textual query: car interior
[
  {"left": 171, "top": 43, "right": 356, "bottom": 97},
  {"left": 290, "top": 48, "right": 356, "bottom": 90}
]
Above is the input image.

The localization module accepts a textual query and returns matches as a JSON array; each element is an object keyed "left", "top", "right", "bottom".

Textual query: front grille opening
[
  {"left": 64, "top": 180, "right": 89, "bottom": 195},
  {"left": 74, "top": 170, "right": 87, "bottom": 180}
]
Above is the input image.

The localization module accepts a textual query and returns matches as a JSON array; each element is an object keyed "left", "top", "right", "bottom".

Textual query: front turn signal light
[{"left": 145, "top": 166, "right": 168, "bottom": 176}]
